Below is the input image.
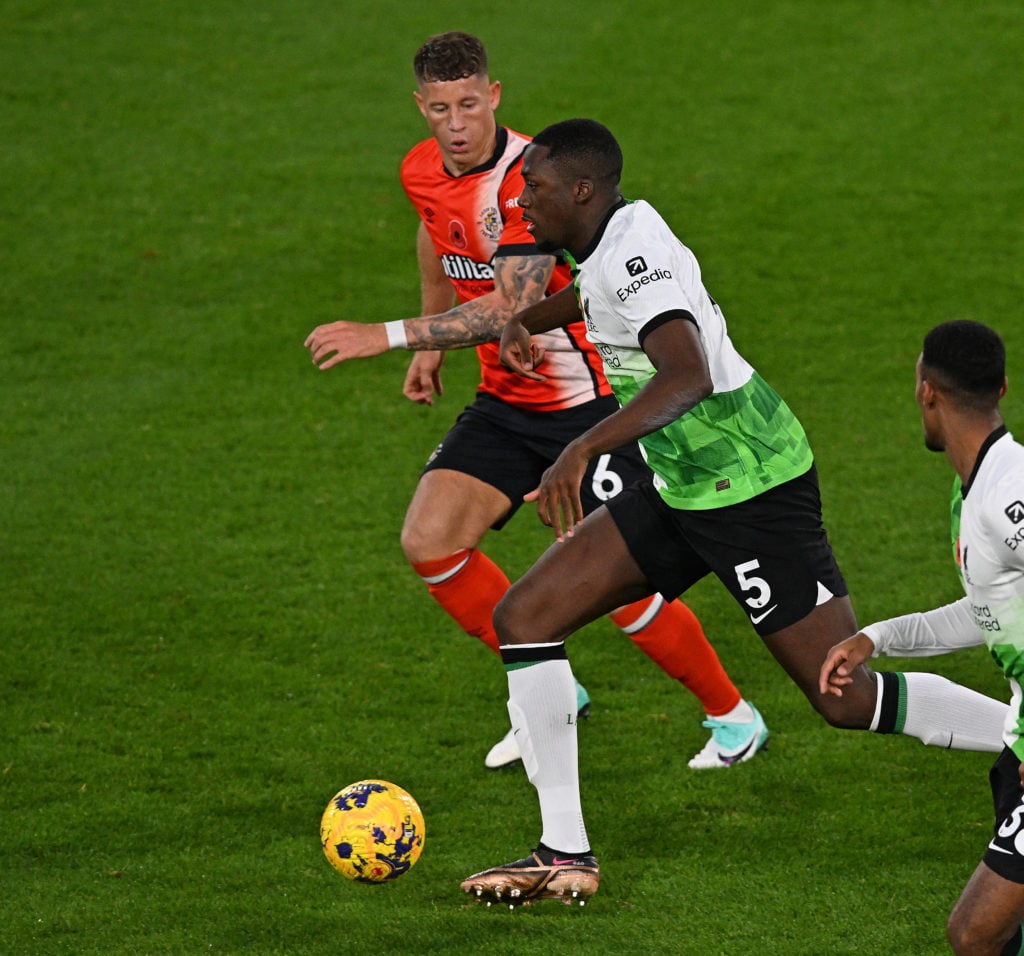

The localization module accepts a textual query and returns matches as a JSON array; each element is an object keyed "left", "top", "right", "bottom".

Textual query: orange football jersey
[{"left": 400, "top": 127, "right": 611, "bottom": 411}]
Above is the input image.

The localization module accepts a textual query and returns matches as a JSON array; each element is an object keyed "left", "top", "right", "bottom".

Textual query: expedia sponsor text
[{"left": 616, "top": 268, "right": 672, "bottom": 302}]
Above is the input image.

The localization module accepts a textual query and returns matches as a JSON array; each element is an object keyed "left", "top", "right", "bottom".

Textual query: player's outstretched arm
[
  {"left": 401, "top": 252, "right": 557, "bottom": 349},
  {"left": 304, "top": 252, "right": 556, "bottom": 372},
  {"left": 305, "top": 321, "right": 390, "bottom": 370},
  {"left": 818, "top": 633, "right": 876, "bottom": 697}
]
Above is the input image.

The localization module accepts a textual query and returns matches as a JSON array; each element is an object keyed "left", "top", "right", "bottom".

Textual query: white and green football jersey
[
  {"left": 866, "top": 429, "right": 1024, "bottom": 757},
  {"left": 566, "top": 199, "right": 812, "bottom": 510},
  {"left": 954, "top": 430, "right": 1024, "bottom": 756}
]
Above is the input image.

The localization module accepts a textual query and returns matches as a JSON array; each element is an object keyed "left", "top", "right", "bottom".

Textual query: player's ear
[
  {"left": 574, "top": 178, "right": 594, "bottom": 203},
  {"left": 413, "top": 89, "right": 427, "bottom": 118},
  {"left": 489, "top": 79, "right": 501, "bottom": 110}
]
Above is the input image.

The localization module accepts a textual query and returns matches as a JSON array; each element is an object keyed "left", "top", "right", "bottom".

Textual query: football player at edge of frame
[
  {"left": 821, "top": 321, "right": 1024, "bottom": 956},
  {"left": 305, "top": 32, "right": 769, "bottom": 771},
  {"left": 456, "top": 118, "right": 1010, "bottom": 909}
]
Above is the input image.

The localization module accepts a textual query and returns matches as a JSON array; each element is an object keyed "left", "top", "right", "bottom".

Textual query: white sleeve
[{"left": 862, "top": 597, "right": 983, "bottom": 657}]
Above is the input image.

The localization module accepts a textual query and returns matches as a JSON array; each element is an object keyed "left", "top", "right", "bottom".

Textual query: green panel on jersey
[
  {"left": 990, "top": 642, "right": 1024, "bottom": 756},
  {"left": 950, "top": 475, "right": 964, "bottom": 578},
  {"left": 606, "top": 370, "right": 814, "bottom": 510}
]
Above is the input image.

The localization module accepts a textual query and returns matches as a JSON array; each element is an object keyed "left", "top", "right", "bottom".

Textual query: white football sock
[
  {"left": 873, "top": 671, "right": 1008, "bottom": 751},
  {"left": 506, "top": 654, "right": 590, "bottom": 854}
]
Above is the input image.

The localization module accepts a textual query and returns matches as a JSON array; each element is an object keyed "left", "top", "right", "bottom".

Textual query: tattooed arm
[
  {"left": 403, "top": 252, "right": 555, "bottom": 349},
  {"left": 304, "top": 244, "right": 556, "bottom": 372}
]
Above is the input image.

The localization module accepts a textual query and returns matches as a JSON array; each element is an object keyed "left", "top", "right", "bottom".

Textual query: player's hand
[
  {"left": 499, "top": 319, "right": 546, "bottom": 381},
  {"left": 525, "top": 443, "right": 589, "bottom": 541},
  {"left": 403, "top": 351, "right": 445, "bottom": 405},
  {"left": 305, "top": 321, "right": 388, "bottom": 370},
  {"left": 818, "top": 633, "right": 876, "bottom": 697}
]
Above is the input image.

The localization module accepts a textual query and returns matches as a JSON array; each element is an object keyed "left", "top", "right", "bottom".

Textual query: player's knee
[
  {"left": 492, "top": 592, "right": 523, "bottom": 645},
  {"left": 807, "top": 691, "right": 873, "bottom": 731},
  {"left": 399, "top": 524, "right": 423, "bottom": 563},
  {"left": 399, "top": 518, "right": 440, "bottom": 565},
  {"left": 946, "top": 900, "right": 1019, "bottom": 956},
  {"left": 494, "top": 585, "right": 565, "bottom": 648},
  {"left": 946, "top": 912, "right": 967, "bottom": 955},
  {"left": 945, "top": 907, "right": 980, "bottom": 956},
  {"left": 493, "top": 582, "right": 549, "bottom": 646}
]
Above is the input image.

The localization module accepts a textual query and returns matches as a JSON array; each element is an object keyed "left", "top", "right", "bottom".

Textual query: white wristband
[{"left": 384, "top": 320, "right": 408, "bottom": 350}]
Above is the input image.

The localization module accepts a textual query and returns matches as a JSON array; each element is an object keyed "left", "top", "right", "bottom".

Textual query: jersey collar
[
  {"left": 962, "top": 424, "right": 1008, "bottom": 498},
  {"left": 442, "top": 126, "right": 509, "bottom": 178},
  {"left": 570, "top": 197, "right": 629, "bottom": 265}
]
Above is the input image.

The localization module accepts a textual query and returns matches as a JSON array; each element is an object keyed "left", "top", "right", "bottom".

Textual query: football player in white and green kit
[
  {"left": 458, "top": 119, "right": 1009, "bottom": 908},
  {"left": 821, "top": 321, "right": 1024, "bottom": 956}
]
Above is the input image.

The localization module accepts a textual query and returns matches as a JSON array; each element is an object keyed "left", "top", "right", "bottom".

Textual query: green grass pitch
[{"left": 2, "top": 1, "right": 1022, "bottom": 953}]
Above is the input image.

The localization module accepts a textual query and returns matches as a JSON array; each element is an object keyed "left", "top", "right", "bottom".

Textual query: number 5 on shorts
[{"left": 735, "top": 559, "right": 772, "bottom": 611}]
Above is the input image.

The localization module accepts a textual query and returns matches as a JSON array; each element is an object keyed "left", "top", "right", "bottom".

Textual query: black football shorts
[
  {"left": 983, "top": 747, "right": 1024, "bottom": 883},
  {"left": 423, "top": 392, "right": 650, "bottom": 530},
  {"left": 605, "top": 464, "right": 848, "bottom": 636}
]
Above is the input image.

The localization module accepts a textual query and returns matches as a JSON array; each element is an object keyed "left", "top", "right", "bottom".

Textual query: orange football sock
[
  {"left": 610, "top": 595, "right": 741, "bottom": 717},
  {"left": 411, "top": 548, "right": 509, "bottom": 655}
]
